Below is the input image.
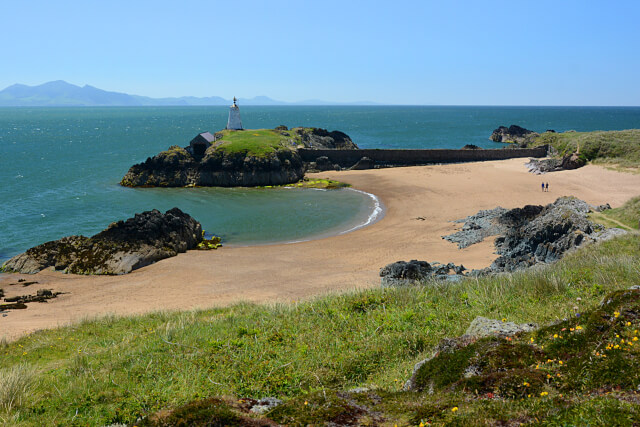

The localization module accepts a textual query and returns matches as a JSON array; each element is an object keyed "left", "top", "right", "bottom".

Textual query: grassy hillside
[
  {"left": 1, "top": 231, "right": 640, "bottom": 425},
  {"left": 535, "top": 129, "right": 640, "bottom": 169},
  {"left": 214, "top": 129, "right": 297, "bottom": 157},
  {"left": 590, "top": 195, "right": 640, "bottom": 230}
]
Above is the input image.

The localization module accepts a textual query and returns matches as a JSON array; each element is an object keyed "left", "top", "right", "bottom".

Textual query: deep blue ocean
[{"left": 1, "top": 106, "right": 639, "bottom": 261}]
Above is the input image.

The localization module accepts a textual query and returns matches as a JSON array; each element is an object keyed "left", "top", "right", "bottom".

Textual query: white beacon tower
[{"left": 226, "top": 97, "right": 243, "bottom": 130}]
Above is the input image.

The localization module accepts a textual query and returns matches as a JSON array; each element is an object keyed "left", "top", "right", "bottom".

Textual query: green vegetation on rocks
[
  {"left": 534, "top": 129, "right": 640, "bottom": 169},
  {"left": 214, "top": 129, "right": 297, "bottom": 157},
  {"left": 1, "top": 232, "right": 640, "bottom": 425}
]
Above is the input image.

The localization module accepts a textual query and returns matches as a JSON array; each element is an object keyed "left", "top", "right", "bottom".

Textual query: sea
[{"left": 1, "top": 106, "right": 640, "bottom": 262}]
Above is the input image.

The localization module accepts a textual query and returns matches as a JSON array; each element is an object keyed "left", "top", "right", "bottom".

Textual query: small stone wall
[{"left": 298, "top": 146, "right": 547, "bottom": 168}]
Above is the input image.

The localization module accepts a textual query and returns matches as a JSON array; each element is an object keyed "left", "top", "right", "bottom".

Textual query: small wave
[{"left": 339, "top": 189, "right": 384, "bottom": 235}]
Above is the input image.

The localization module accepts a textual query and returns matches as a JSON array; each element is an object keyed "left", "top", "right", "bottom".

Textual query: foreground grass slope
[
  {"left": 535, "top": 129, "right": 640, "bottom": 169},
  {"left": 1, "top": 198, "right": 639, "bottom": 426},
  {"left": 2, "top": 233, "right": 639, "bottom": 426}
]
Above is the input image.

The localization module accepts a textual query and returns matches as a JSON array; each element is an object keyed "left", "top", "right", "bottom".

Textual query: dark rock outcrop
[
  {"left": 307, "top": 156, "right": 340, "bottom": 172},
  {"left": 443, "top": 207, "right": 508, "bottom": 249},
  {"left": 461, "top": 144, "right": 481, "bottom": 150},
  {"left": 525, "top": 157, "right": 563, "bottom": 174},
  {"left": 444, "top": 197, "right": 626, "bottom": 274},
  {"left": 349, "top": 156, "right": 375, "bottom": 170},
  {"left": 380, "top": 260, "right": 466, "bottom": 287},
  {"left": 490, "top": 125, "right": 539, "bottom": 145},
  {"left": 122, "top": 145, "right": 305, "bottom": 188},
  {"left": 525, "top": 151, "right": 586, "bottom": 174},
  {"left": 2, "top": 208, "right": 202, "bottom": 275},
  {"left": 293, "top": 127, "right": 358, "bottom": 150},
  {"left": 561, "top": 152, "right": 587, "bottom": 170}
]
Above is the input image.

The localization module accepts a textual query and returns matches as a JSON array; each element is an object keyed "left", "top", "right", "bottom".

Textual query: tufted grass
[
  {"left": 535, "top": 129, "right": 640, "bottom": 169},
  {"left": 1, "top": 234, "right": 639, "bottom": 425}
]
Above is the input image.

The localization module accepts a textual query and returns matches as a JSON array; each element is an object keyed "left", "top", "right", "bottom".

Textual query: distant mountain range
[{"left": 0, "top": 81, "right": 376, "bottom": 107}]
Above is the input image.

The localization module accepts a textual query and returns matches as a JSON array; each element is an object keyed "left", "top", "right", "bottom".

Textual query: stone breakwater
[
  {"left": 2, "top": 208, "right": 202, "bottom": 275},
  {"left": 298, "top": 146, "right": 548, "bottom": 169}
]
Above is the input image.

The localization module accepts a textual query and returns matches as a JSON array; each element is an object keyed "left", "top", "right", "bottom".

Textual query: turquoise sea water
[{"left": 1, "top": 106, "right": 639, "bottom": 261}]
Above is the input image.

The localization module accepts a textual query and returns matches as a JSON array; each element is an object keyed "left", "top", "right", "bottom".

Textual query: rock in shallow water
[{"left": 2, "top": 208, "right": 202, "bottom": 275}]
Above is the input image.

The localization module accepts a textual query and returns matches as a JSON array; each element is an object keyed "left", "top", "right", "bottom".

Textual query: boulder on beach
[{"left": 2, "top": 208, "right": 203, "bottom": 275}]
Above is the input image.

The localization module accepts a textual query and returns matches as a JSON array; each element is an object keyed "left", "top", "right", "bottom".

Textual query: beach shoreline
[{"left": 2, "top": 158, "right": 640, "bottom": 341}]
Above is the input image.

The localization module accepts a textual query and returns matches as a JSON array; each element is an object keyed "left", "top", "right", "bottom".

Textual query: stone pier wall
[{"left": 298, "top": 146, "right": 547, "bottom": 168}]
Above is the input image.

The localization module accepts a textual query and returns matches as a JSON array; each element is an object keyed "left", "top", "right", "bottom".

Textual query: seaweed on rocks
[{"left": 2, "top": 208, "right": 203, "bottom": 275}]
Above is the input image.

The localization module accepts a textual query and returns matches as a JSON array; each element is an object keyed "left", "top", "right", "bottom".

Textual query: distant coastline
[{"left": 0, "top": 80, "right": 378, "bottom": 107}]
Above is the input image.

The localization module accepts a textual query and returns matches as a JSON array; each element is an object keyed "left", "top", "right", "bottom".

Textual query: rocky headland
[
  {"left": 2, "top": 208, "right": 203, "bottom": 275},
  {"left": 121, "top": 127, "right": 357, "bottom": 187},
  {"left": 445, "top": 197, "right": 624, "bottom": 274},
  {"left": 381, "top": 196, "right": 626, "bottom": 285}
]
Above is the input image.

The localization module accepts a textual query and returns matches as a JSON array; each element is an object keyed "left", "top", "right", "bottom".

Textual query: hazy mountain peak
[{"left": 0, "top": 81, "right": 376, "bottom": 106}]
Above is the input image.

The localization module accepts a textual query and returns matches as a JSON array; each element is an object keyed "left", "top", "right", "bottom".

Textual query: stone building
[{"left": 189, "top": 132, "right": 215, "bottom": 157}]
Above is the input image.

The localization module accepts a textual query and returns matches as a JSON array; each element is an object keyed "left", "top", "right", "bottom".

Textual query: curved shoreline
[
  {"left": 224, "top": 187, "right": 386, "bottom": 248},
  {"left": 2, "top": 158, "right": 640, "bottom": 341}
]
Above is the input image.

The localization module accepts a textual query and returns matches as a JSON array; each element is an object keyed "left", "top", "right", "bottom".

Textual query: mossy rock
[{"left": 412, "top": 289, "right": 640, "bottom": 398}]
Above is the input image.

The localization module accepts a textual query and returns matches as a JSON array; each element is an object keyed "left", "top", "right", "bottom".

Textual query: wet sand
[{"left": 2, "top": 158, "right": 639, "bottom": 340}]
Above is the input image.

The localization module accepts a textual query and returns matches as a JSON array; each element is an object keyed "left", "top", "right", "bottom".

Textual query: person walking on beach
[
  {"left": 542, "top": 182, "right": 545, "bottom": 192},
  {"left": 545, "top": 182, "right": 549, "bottom": 192}
]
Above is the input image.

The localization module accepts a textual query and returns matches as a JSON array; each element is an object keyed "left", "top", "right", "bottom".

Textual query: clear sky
[{"left": 2, "top": 0, "right": 639, "bottom": 105}]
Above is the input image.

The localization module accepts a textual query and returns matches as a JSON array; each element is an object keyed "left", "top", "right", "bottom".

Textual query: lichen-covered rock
[
  {"left": 2, "top": 208, "right": 202, "bottom": 275},
  {"left": 404, "top": 318, "right": 537, "bottom": 391},
  {"left": 380, "top": 260, "right": 466, "bottom": 287},
  {"left": 525, "top": 157, "right": 563, "bottom": 174},
  {"left": 406, "top": 289, "right": 640, "bottom": 398},
  {"left": 491, "top": 198, "right": 599, "bottom": 271},
  {"left": 249, "top": 397, "right": 283, "bottom": 415},
  {"left": 445, "top": 197, "right": 616, "bottom": 274},
  {"left": 465, "top": 317, "right": 538, "bottom": 339},
  {"left": 443, "top": 207, "right": 508, "bottom": 249}
]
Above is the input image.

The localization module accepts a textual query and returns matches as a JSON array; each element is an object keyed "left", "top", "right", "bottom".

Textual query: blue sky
[{"left": 2, "top": 0, "right": 639, "bottom": 105}]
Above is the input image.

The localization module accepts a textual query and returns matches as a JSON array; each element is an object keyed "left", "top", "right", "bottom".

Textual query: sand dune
[{"left": 2, "top": 158, "right": 639, "bottom": 340}]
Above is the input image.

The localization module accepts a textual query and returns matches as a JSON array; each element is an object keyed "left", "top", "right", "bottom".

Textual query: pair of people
[{"left": 541, "top": 182, "right": 549, "bottom": 192}]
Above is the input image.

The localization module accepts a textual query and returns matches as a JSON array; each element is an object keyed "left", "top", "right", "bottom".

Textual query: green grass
[
  {"left": 214, "top": 129, "right": 298, "bottom": 157},
  {"left": 1, "top": 235, "right": 640, "bottom": 425},
  {"left": 534, "top": 129, "right": 640, "bottom": 169},
  {"left": 589, "top": 195, "right": 640, "bottom": 230}
]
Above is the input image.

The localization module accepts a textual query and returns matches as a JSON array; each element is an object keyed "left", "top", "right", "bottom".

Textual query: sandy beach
[{"left": 2, "top": 158, "right": 640, "bottom": 340}]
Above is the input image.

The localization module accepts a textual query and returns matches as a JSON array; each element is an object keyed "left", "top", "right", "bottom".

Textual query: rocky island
[
  {"left": 121, "top": 126, "right": 358, "bottom": 187},
  {"left": 2, "top": 208, "right": 205, "bottom": 275}
]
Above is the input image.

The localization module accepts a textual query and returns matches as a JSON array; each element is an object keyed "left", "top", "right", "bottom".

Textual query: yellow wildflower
[
  {"left": 540, "top": 391, "right": 548, "bottom": 396},
  {"left": 633, "top": 337, "right": 638, "bottom": 341},
  {"left": 451, "top": 407, "right": 458, "bottom": 413},
  {"left": 575, "top": 325, "right": 582, "bottom": 330},
  {"left": 614, "top": 311, "right": 620, "bottom": 318}
]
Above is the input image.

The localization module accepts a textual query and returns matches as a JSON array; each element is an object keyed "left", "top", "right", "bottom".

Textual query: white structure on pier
[{"left": 226, "top": 97, "right": 243, "bottom": 130}]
